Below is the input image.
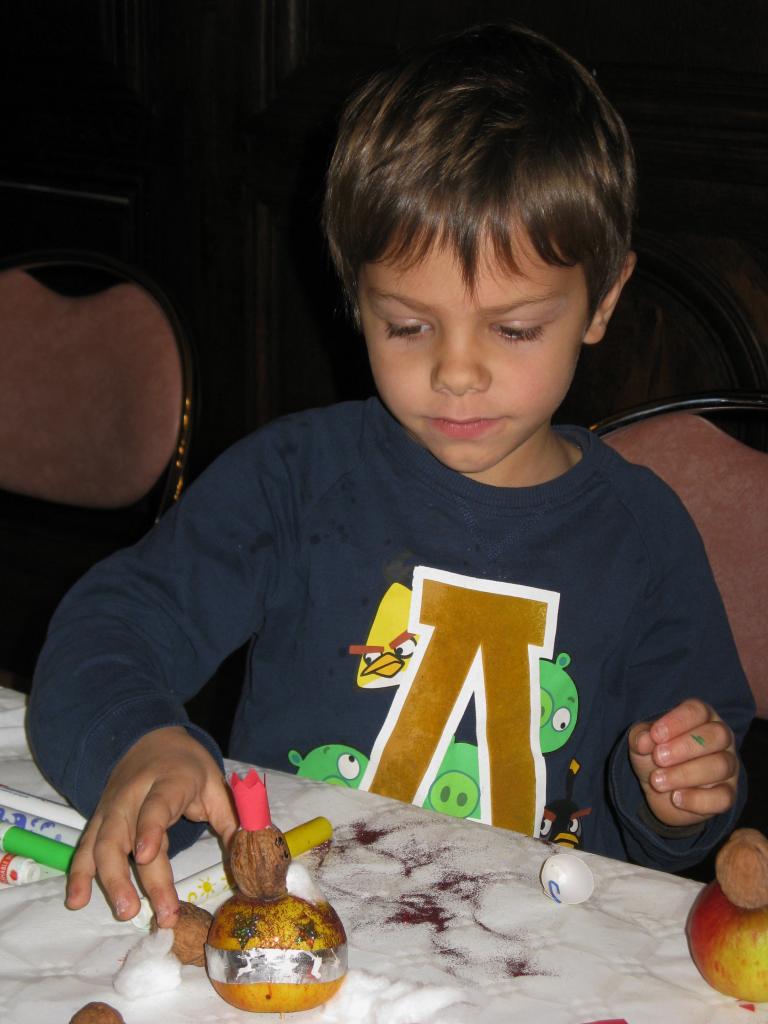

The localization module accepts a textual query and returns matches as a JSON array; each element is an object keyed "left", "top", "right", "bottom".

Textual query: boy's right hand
[{"left": 65, "top": 726, "right": 238, "bottom": 927}]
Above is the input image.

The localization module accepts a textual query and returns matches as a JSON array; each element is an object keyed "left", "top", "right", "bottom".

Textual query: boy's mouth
[{"left": 429, "top": 417, "right": 500, "bottom": 439}]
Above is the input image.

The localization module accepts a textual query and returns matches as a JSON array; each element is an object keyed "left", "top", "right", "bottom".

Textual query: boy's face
[{"left": 358, "top": 239, "right": 632, "bottom": 488}]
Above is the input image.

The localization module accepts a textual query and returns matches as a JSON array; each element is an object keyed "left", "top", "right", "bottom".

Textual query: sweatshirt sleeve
[
  {"left": 26, "top": 429, "right": 297, "bottom": 854},
  {"left": 605, "top": 471, "right": 755, "bottom": 871}
]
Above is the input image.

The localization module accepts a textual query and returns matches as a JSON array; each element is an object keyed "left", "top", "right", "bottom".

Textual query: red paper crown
[{"left": 230, "top": 769, "right": 272, "bottom": 831}]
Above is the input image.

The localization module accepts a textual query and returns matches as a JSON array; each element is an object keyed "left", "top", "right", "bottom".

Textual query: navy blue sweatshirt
[{"left": 28, "top": 398, "right": 755, "bottom": 868}]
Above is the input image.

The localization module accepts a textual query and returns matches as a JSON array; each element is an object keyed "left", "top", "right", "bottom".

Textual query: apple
[
  {"left": 207, "top": 884, "right": 347, "bottom": 1012},
  {"left": 686, "top": 828, "right": 768, "bottom": 1002}
]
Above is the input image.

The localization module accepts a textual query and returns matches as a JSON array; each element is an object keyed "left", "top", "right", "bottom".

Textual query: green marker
[
  {"left": 692, "top": 734, "right": 706, "bottom": 746},
  {"left": 0, "top": 822, "right": 74, "bottom": 872}
]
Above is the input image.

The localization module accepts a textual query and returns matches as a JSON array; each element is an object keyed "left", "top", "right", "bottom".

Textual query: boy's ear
[{"left": 583, "top": 251, "right": 636, "bottom": 345}]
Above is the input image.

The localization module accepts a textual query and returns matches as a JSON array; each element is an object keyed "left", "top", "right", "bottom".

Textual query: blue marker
[{"left": 0, "top": 803, "right": 81, "bottom": 845}]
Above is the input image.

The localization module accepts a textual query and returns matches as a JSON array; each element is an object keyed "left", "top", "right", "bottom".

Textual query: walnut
[
  {"left": 716, "top": 827, "right": 768, "bottom": 910},
  {"left": 230, "top": 825, "right": 291, "bottom": 899},
  {"left": 69, "top": 1002, "right": 125, "bottom": 1024},
  {"left": 150, "top": 900, "right": 213, "bottom": 966}
]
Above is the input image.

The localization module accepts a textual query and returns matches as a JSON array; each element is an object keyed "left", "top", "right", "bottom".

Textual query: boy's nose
[{"left": 431, "top": 336, "right": 490, "bottom": 396}]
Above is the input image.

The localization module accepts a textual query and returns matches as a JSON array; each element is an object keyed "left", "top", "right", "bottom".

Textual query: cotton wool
[{"left": 113, "top": 926, "right": 182, "bottom": 999}]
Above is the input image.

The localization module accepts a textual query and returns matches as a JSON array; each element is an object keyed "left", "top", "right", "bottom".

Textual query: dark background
[
  {"left": 2, "top": 0, "right": 766, "bottom": 476},
  {"left": 1, "top": 3, "right": 766, "bottom": 856}
]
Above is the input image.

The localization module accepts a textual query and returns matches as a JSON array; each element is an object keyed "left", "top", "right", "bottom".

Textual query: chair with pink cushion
[
  {"left": 593, "top": 392, "right": 768, "bottom": 849},
  {"left": 0, "top": 252, "right": 194, "bottom": 685}
]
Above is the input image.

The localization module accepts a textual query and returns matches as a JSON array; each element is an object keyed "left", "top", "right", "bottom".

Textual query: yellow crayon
[{"left": 284, "top": 816, "right": 333, "bottom": 857}]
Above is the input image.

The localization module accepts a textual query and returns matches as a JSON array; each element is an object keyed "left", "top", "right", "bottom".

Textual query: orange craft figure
[{"left": 205, "top": 771, "right": 348, "bottom": 1013}]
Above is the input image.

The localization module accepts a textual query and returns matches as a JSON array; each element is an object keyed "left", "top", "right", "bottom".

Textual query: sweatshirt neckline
[{"left": 367, "top": 396, "right": 607, "bottom": 511}]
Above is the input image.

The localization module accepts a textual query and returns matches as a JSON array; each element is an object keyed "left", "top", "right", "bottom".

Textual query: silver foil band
[{"left": 205, "top": 943, "right": 348, "bottom": 985}]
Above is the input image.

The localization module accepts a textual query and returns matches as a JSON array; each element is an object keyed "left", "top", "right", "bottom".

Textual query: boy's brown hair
[{"left": 323, "top": 23, "right": 636, "bottom": 318}]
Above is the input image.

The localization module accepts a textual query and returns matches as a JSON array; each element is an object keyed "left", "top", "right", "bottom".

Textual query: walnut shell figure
[
  {"left": 716, "top": 827, "right": 768, "bottom": 910},
  {"left": 69, "top": 1002, "right": 125, "bottom": 1024},
  {"left": 230, "top": 823, "right": 291, "bottom": 899},
  {"left": 151, "top": 900, "right": 214, "bottom": 967},
  {"left": 205, "top": 770, "right": 347, "bottom": 1013}
]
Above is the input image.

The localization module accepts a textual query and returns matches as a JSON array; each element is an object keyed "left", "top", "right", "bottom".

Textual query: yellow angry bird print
[{"left": 348, "top": 582, "right": 417, "bottom": 688}]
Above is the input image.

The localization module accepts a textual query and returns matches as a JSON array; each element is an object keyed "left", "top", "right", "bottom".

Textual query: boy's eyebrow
[{"left": 367, "top": 288, "right": 564, "bottom": 315}]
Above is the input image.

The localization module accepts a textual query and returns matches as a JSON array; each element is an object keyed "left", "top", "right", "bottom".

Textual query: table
[{"left": 0, "top": 686, "right": 764, "bottom": 1024}]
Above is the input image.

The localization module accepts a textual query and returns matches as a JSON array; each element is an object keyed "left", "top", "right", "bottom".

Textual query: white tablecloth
[{"left": 0, "top": 687, "right": 764, "bottom": 1024}]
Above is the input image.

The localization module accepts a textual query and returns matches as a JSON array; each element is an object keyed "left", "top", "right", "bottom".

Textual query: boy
[{"left": 28, "top": 23, "right": 753, "bottom": 929}]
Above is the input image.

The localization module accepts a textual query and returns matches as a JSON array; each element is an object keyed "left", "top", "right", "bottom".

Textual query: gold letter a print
[{"left": 362, "top": 567, "right": 559, "bottom": 835}]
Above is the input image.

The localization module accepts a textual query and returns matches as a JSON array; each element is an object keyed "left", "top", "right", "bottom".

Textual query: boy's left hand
[{"left": 628, "top": 698, "right": 739, "bottom": 828}]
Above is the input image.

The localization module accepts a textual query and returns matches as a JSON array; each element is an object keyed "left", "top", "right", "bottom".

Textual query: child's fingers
[
  {"left": 651, "top": 718, "right": 734, "bottom": 769},
  {"left": 90, "top": 813, "right": 144, "bottom": 921},
  {"left": 648, "top": 698, "right": 715, "bottom": 743},
  {"left": 198, "top": 778, "right": 239, "bottom": 848},
  {"left": 65, "top": 824, "right": 99, "bottom": 910},
  {"left": 65, "top": 865, "right": 94, "bottom": 910},
  {"left": 631, "top": 700, "right": 739, "bottom": 827},
  {"left": 649, "top": 748, "right": 739, "bottom": 795},
  {"left": 134, "top": 830, "right": 178, "bottom": 927},
  {"left": 666, "top": 782, "right": 736, "bottom": 817},
  {"left": 134, "top": 784, "right": 188, "bottom": 863},
  {"left": 627, "top": 723, "right": 655, "bottom": 757}
]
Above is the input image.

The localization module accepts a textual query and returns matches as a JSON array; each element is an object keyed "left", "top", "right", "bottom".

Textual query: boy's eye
[
  {"left": 385, "top": 322, "right": 426, "bottom": 338},
  {"left": 496, "top": 324, "right": 544, "bottom": 343}
]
